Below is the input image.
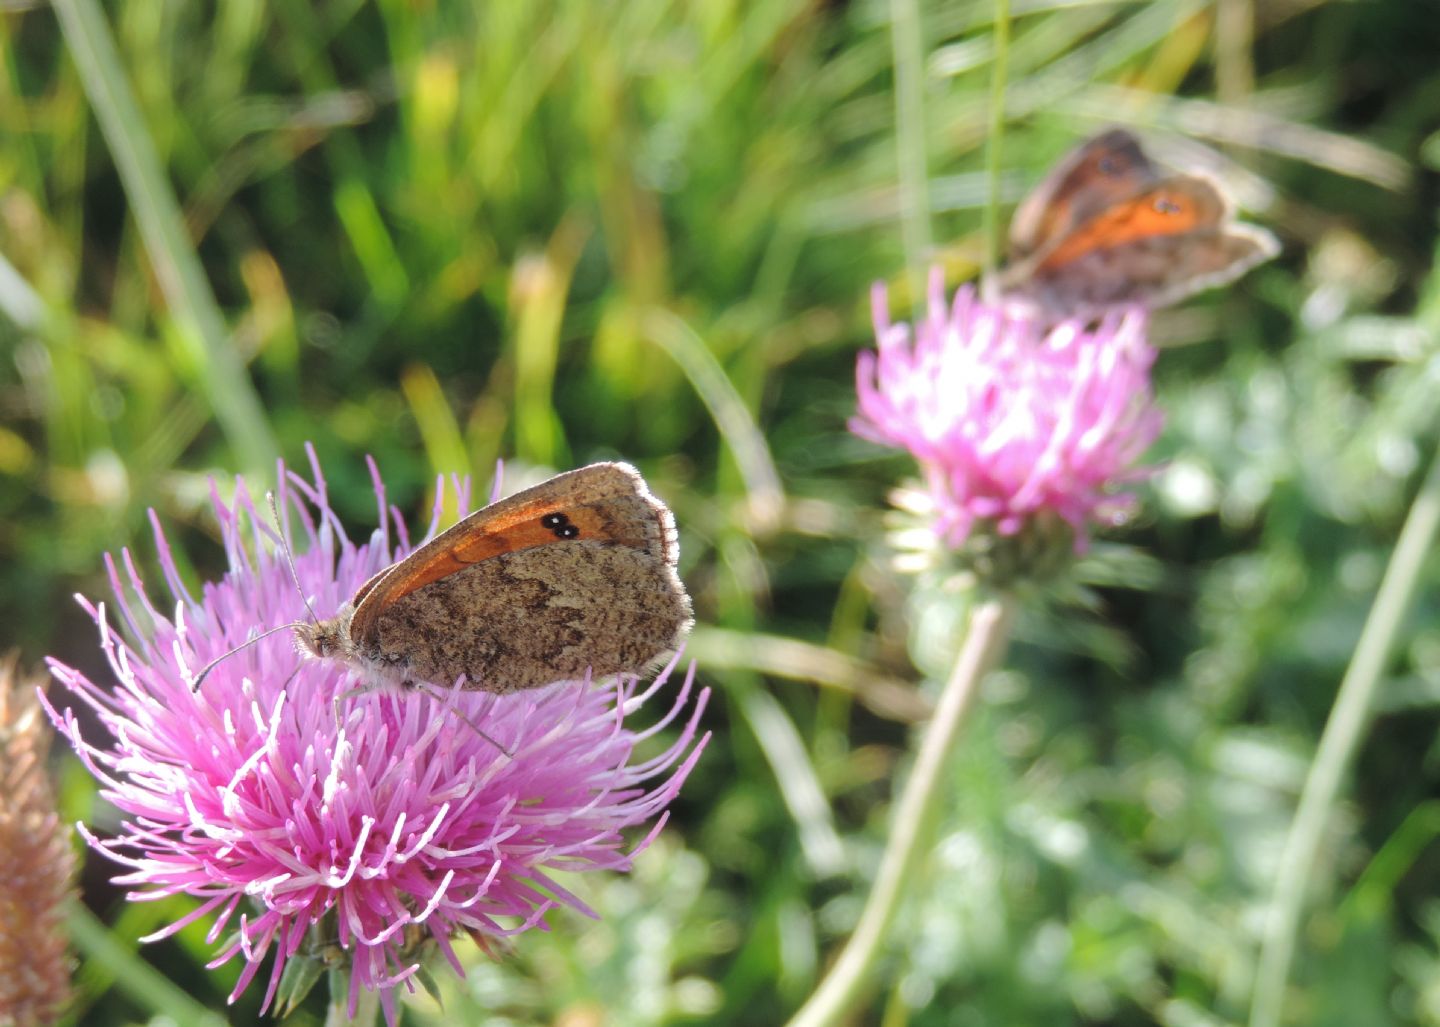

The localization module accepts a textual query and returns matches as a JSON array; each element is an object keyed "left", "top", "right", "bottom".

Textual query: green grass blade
[
  {"left": 889, "top": 0, "right": 933, "bottom": 302},
  {"left": 641, "top": 308, "right": 784, "bottom": 529},
  {"left": 731, "top": 678, "right": 846, "bottom": 879},
  {"left": 0, "top": 249, "right": 45, "bottom": 331},
  {"left": 983, "top": 0, "right": 1011, "bottom": 273},
  {"left": 51, "top": 0, "right": 278, "bottom": 475},
  {"left": 66, "top": 901, "right": 228, "bottom": 1027},
  {"left": 1251, "top": 438, "right": 1440, "bottom": 1027}
]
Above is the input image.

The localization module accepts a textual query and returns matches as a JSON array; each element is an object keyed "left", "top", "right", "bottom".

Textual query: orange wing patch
[
  {"left": 1009, "top": 129, "right": 1160, "bottom": 261},
  {"left": 372, "top": 503, "right": 619, "bottom": 605},
  {"left": 344, "top": 462, "right": 677, "bottom": 645},
  {"left": 1035, "top": 180, "right": 1225, "bottom": 273}
]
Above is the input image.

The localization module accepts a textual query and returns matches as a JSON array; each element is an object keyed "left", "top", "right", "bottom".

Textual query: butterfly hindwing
[
  {"left": 370, "top": 540, "right": 692, "bottom": 692},
  {"left": 1018, "top": 225, "right": 1279, "bottom": 314}
]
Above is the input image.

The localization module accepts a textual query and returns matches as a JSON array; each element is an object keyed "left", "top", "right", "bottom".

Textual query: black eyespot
[
  {"left": 1097, "top": 155, "right": 1120, "bottom": 176},
  {"left": 1153, "top": 197, "right": 1182, "bottom": 215},
  {"left": 540, "top": 511, "right": 579, "bottom": 539}
]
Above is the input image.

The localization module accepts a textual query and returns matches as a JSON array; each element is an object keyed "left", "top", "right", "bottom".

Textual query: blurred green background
[{"left": 4, "top": 0, "right": 1440, "bottom": 1024}]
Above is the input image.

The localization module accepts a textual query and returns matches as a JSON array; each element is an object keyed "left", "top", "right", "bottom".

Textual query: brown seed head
[{"left": 0, "top": 654, "right": 75, "bottom": 1027}]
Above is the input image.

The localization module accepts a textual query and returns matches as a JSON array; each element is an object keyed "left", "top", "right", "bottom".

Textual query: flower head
[
  {"left": 43, "top": 448, "right": 708, "bottom": 1023},
  {"left": 854, "top": 268, "right": 1162, "bottom": 569}
]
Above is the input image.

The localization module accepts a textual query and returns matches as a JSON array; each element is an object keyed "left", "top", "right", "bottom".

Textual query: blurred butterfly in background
[{"left": 987, "top": 128, "right": 1280, "bottom": 322}]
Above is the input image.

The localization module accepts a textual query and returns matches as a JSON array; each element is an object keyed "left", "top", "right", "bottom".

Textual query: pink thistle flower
[
  {"left": 42, "top": 448, "right": 709, "bottom": 1024},
  {"left": 854, "top": 268, "right": 1162, "bottom": 560}
]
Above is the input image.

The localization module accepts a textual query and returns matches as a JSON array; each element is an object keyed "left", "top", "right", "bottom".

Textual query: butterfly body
[
  {"left": 991, "top": 129, "right": 1279, "bottom": 321},
  {"left": 293, "top": 462, "right": 693, "bottom": 694}
]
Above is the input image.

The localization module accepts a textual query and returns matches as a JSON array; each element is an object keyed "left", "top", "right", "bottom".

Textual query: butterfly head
[{"left": 293, "top": 613, "right": 352, "bottom": 662}]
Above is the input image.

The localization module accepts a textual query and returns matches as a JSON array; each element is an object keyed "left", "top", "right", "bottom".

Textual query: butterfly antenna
[
  {"left": 268, "top": 490, "right": 320, "bottom": 627},
  {"left": 191, "top": 623, "right": 302, "bottom": 692},
  {"left": 415, "top": 682, "right": 514, "bottom": 759}
]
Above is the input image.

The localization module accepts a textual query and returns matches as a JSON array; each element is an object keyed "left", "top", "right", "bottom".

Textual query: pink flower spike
[
  {"left": 854, "top": 267, "right": 1162, "bottom": 562},
  {"left": 42, "top": 456, "right": 708, "bottom": 1024}
]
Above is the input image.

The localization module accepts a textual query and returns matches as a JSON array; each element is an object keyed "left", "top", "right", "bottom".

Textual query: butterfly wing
[
  {"left": 1007, "top": 129, "right": 1162, "bottom": 263},
  {"left": 369, "top": 540, "right": 692, "bottom": 693},
  {"left": 347, "top": 462, "right": 691, "bottom": 688},
  {"left": 1000, "top": 175, "right": 1279, "bottom": 319},
  {"left": 351, "top": 462, "right": 677, "bottom": 624}
]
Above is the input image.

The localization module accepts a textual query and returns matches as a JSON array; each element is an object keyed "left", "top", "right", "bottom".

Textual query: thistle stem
[
  {"left": 1249, "top": 439, "right": 1440, "bottom": 1027},
  {"left": 786, "top": 594, "right": 1017, "bottom": 1027}
]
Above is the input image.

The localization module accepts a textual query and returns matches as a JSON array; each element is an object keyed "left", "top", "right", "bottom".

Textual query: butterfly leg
[
  {"left": 410, "top": 680, "right": 514, "bottom": 758},
  {"left": 330, "top": 678, "right": 387, "bottom": 734}
]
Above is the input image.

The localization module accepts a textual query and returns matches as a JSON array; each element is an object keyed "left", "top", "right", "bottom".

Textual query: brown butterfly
[
  {"left": 988, "top": 128, "right": 1280, "bottom": 322},
  {"left": 293, "top": 462, "right": 693, "bottom": 694},
  {"left": 196, "top": 463, "right": 692, "bottom": 700}
]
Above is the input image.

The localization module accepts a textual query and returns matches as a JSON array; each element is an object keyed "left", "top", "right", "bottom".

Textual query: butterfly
[
  {"left": 988, "top": 128, "right": 1280, "bottom": 322},
  {"left": 291, "top": 462, "right": 693, "bottom": 694},
  {"left": 183, "top": 462, "right": 691, "bottom": 702}
]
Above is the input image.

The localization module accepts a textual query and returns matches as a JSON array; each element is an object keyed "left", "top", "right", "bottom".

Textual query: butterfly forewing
[
  {"left": 348, "top": 462, "right": 677, "bottom": 641},
  {"left": 1027, "top": 177, "right": 1228, "bottom": 273},
  {"left": 1007, "top": 129, "right": 1162, "bottom": 262}
]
